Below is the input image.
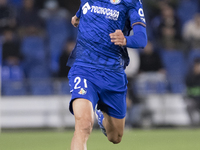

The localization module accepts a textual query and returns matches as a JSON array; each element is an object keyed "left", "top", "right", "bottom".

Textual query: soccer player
[{"left": 68, "top": 0, "right": 147, "bottom": 149}]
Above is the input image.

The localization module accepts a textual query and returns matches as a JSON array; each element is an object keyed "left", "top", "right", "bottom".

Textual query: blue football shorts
[{"left": 68, "top": 65, "right": 128, "bottom": 119}]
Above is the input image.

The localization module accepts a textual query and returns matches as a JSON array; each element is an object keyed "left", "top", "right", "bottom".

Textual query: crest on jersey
[
  {"left": 78, "top": 88, "right": 87, "bottom": 95},
  {"left": 110, "top": 0, "right": 121, "bottom": 5}
]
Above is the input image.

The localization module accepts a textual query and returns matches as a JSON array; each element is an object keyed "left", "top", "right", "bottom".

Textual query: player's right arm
[{"left": 71, "top": 6, "right": 81, "bottom": 27}]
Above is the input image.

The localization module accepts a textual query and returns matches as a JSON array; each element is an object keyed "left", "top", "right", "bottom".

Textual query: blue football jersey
[{"left": 67, "top": 0, "right": 146, "bottom": 72}]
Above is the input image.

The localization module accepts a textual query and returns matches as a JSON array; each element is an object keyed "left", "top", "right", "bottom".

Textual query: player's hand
[
  {"left": 71, "top": 15, "right": 80, "bottom": 27},
  {"left": 109, "top": 30, "right": 127, "bottom": 46}
]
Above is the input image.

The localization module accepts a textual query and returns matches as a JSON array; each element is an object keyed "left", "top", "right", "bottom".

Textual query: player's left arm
[
  {"left": 110, "top": 0, "right": 147, "bottom": 48},
  {"left": 125, "top": 24, "right": 147, "bottom": 48}
]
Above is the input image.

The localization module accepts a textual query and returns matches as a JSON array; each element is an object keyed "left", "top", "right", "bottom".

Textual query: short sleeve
[
  {"left": 76, "top": 7, "right": 82, "bottom": 18},
  {"left": 128, "top": 0, "right": 146, "bottom": 28}
]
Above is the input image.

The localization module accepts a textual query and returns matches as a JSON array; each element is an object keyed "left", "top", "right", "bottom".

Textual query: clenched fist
[
  {"left": 109, "top": 30, "right": 127, "bottom": 46},
  {"left": 71, "top": 15, "right": 80, "bottom": 27}
]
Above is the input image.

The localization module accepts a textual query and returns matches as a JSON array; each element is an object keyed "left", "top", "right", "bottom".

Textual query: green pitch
[{"left": 0, "top": 129, "right": 200, "bottom": 150}]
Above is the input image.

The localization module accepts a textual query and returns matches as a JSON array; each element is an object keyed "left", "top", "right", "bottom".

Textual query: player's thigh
[
  {"left": 103, "top": 112, "right": 125, "bottom": 134},
  {"left": 73, "top": 98, "right": 94, "bottom": 131},
  {"left": 68, "top": 66, "right": 99, "bottom": 115}
]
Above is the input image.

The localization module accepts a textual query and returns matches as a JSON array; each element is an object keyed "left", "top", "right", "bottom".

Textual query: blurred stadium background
[{"left": 1, "top": 0, "right": 200, "bottom": 149}]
